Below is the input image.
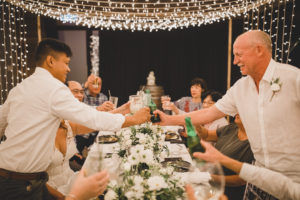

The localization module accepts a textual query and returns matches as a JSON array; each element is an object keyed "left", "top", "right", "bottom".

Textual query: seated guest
[
  {"left": 46, "top": 83, "right": 131, "bottom": 199},
  {"left": 195, "top": 114, "right": 254, "bottom": 200},
  {"left": 78, "top": 74, "right": 115, "bottom": 156},
  {"left": 84, "top": 74, "right": 113, "bottom": 111},
  {"left": 66, "top": 80, "right": 87, "bottom": 170},
  {"left": 161, "top": 77, "right": 207, "bottom": 115},
  {"left": 46, "top": 120, "right": 92, "bottom": 199},
  {"left": 68, "top": 80, "right": 84, "bottom": 102},
  {"left": 202, "top": 91, "right": 228, "bottom": 130}
]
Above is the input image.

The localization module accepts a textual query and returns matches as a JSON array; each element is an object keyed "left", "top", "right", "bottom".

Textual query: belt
[{"left": 0, "top": 168, "right": 48, "bottom": 181}]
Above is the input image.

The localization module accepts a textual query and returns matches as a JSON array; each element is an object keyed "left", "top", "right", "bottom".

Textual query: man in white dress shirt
[
  {"left": 155, "top": 30, "right": 300, "bottom": 199},
  {"left": 0, "top": 38, "right": 150, "bottom": 199}
]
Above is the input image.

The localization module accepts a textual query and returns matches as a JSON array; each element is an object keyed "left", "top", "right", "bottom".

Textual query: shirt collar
[
  {"left": 34, "top": 67, "right": 53, "bottom": 78},
  {"left": 261, "top": 59, "right": 276, "bottom": 83}
]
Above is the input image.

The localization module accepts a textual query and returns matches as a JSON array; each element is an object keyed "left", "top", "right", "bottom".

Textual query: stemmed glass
[{"left": 187, "top": 160, "right": 225, "bottom": 200}]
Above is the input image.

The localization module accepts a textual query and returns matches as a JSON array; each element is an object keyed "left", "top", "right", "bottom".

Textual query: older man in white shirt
[
  {"left": 156, "top": 30, "right": 300, "bottom": 200},
  {"left": 0, "top": 39, "right": 150, "bottom": 200}
]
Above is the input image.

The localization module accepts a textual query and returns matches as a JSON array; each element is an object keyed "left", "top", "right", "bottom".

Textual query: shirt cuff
[{"left": 239, "top": 163, "right": 254, "bottom": 181}]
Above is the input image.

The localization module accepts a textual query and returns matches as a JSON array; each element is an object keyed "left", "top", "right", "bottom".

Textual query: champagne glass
[
  {"left": 187, "top": 160, "right": 225, "bottom": 200},
  {"left": 129, "top": 95, "right": 143, "bottom": 114}
]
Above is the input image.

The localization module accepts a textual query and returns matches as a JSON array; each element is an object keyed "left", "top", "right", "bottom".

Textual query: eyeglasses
[{"left": 71, "top": 89, "right": 84, "bottom": 94}]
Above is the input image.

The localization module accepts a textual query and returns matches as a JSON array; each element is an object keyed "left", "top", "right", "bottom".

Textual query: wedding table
[{"left": 83, "top": 124, "right": 222, "bottom": 200}]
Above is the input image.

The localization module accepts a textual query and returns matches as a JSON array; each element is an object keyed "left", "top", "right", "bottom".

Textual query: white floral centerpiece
[{"left": 105, "top": 123, "right": 186, "bottom": 200}]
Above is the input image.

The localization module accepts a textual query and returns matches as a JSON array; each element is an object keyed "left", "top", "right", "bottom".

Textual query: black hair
[
  {"left": 190, "top": 77, "right": 208, "bottom": 100},
  {"left": 190, "top": 78, "right": 207, "bottom": 92},
  {"left": 203, "top": 91, "right": 223, "bottom": 102},
  {"left": 35, "top": 38, "right": 72, "bottom": 65}
]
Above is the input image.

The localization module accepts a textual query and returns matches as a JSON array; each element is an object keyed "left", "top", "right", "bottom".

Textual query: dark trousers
[{"left": 0, "top": 175, "right": 53, "bottom": 200}]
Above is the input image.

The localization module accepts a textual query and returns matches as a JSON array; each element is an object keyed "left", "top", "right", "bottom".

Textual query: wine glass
[
  {"left": 129, "top": 95, "right": 143, "bottom": 114},
  {"left": 187, "top": 160, "right": 225, "bottom": 200}
]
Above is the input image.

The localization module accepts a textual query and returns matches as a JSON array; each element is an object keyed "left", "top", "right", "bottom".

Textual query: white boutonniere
[{"left": 270, "top": 77, "right": 282, "bottom": 102}]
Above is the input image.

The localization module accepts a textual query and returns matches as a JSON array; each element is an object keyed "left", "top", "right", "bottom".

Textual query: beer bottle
[
  {"left": 185, "top": 117, "right": 205, "bottom": 155},
  {"left": 147, "top": 92, "right": 160, "bottom": 123}
]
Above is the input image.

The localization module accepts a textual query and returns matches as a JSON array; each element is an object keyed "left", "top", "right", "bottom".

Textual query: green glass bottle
[
  {"left": 146, "top": 91, "right": 160, "bottom": 123},
  {"left": 185, "top": 117, "right": 205, "bottom": 155}
]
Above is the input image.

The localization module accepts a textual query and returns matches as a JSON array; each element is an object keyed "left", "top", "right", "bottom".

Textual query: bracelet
[{"left": 66, "top": 194, "right": 78, "bottom": 200}]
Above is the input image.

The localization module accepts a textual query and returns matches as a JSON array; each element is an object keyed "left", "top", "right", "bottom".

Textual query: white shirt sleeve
[
  {"left": 49, "top": 86, "right": 125, "bottom": 132},
  {"left": 240, "top": 163, "right": 300, "bottom": 200},
  {"left": 215, "top": 81, "right": 240, "bottom": 117}
]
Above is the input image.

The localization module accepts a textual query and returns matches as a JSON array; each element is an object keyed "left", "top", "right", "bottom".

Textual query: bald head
[
  {"left": 235, "top": 30, "right": 272, "bottom": 54},
  {"left": 233, "top": 30, "right": 272, "bottom": 80},
  {"left": 68, "top": 80, "right": 84, "bottom": 102}
]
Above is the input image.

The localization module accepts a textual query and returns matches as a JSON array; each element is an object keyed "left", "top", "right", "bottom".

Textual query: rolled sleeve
[{"left": 240, "top": 163, "right": 300, "bottom": 200}]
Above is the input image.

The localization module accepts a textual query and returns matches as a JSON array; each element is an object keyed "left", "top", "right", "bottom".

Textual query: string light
[
  {"left": 0, "top": 0, "right": 28, "bottom": 103},
  {"left": 5, "top": 0, "right": 273, "bottom": 31},
  {"left": 90, "top": 34, "right": 100, "bottom": 76},
  {"left": 243, "top": 0, "right": 295, "bottom": 63}
]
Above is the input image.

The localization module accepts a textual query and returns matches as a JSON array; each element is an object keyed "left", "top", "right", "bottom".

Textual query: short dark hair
[
  {"left": 190, "top": 77, "right": 207, "bottom": 92},
  {"left": 203, "top": 91, "right": 223, "bottom": 102},
  {"left": 35, "top": 38, "right": 72, "bottom": 65}
]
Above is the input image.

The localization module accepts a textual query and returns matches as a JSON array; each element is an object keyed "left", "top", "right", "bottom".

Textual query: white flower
[
  {"left": 270, "top": 83, "right": 280, "bottom": 92},
  {"left": 130, "top": 145, "right": 145, "bottom": 155},
  {"left": 270, "top": 77, "right": 282, "bottom": 102},
  {"left": 123, "top": 162, "right": 131, "bottom": 171},
  {"left": 125, "top": 191, "right": 136, "bottom": 199},
  {"left": 105, "top": 189, "right": 117, "bottom": 200},
  {"left": 147, "top": 176, "right": 168, "bottom": 191},
  {"left": 137, "top": 134, "right": 147, "bottom": 144},
  {"left": 124, "top": 132, "right": 131, "bottom": 140},
  {"left": 128, "top": 154, "right": 139, "bottom": 165},
  {"left": 125, "top": 139, "right": 132, "bottom": 147},
  {"left": 133, "top": 175, "right": 144, "bottom": 185},
  {"left": 159, "top": 166, "right": 174, "bottom": 175},
  {"left": 140, "top": 149, "right": 154, "bottom": 164}
]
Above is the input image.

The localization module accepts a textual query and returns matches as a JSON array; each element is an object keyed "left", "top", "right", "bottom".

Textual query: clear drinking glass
[
  {"left": 161, "top": 95, "right": 172, "bottom": 115},
  {"left": 129, "top": 95, "right": 143, "bottom": 114},
  {"left": 109, "top": 96, "right": 118, "bottom": 108},
  {"left": 187, "top": 161, "right": 225, "bottom": 200},
  {"left": 83, "top": 141, "right": 104, "bottom": 177}
]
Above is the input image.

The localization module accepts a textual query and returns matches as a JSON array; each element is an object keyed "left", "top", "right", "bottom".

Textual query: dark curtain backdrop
[{"left": 99, "top": 20, "right": 243, "bottom": 105}]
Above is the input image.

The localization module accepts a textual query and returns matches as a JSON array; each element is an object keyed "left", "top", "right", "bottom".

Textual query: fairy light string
[
  {"left": 5, "top": 0, "right": 274, "bottom": 31},
  {"left": 0, "top": 0, "right": 28, "bottom": 103},
  {"left": 243, "top": 0, "right": 295, "bottom": 63}
]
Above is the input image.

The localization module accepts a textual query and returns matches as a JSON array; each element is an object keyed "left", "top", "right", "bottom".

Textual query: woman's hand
[{"left": 67, "top": 169, "right": 109, "bottom": 200}]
